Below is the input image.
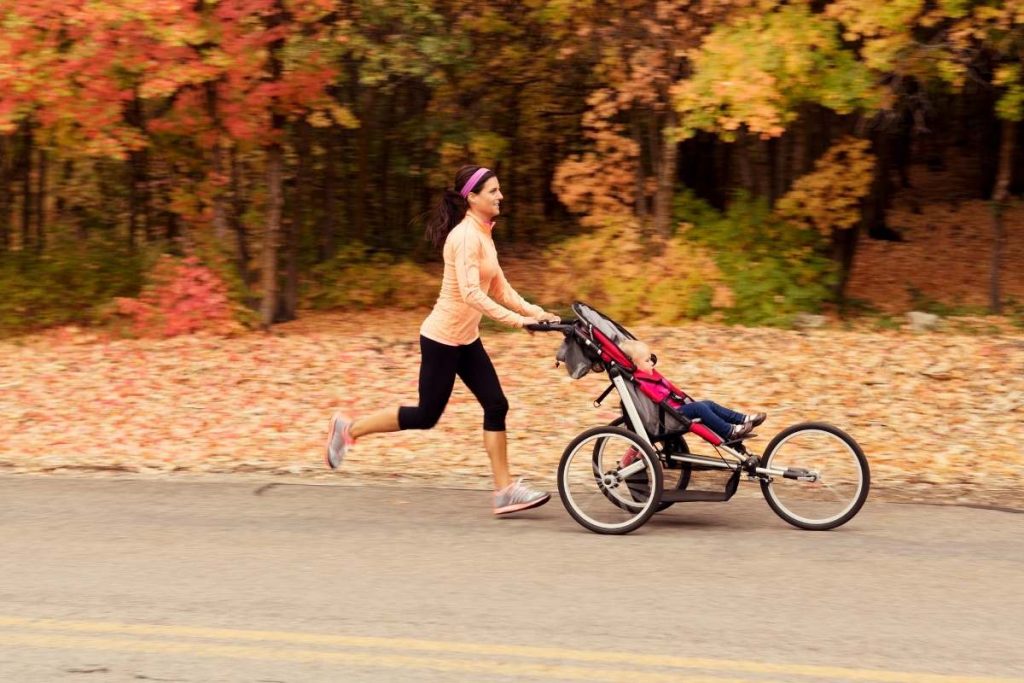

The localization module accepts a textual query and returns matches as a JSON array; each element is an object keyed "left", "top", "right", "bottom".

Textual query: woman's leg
[
  {"left": 395, "top": 336, "right": 460, "bottom": 431},
  {"left": 483, "top": 431, "right": 511, "bottom": 491},
  {"left": 679, "top": 400, "right": 734, "bottom": 439},
  {"left": 350, "top": 336, "right": 459, "bottom": 439},
  {"left": 348, "top": 408, "right": 400, "bottom": 440},
  {"left": 456, "top": 339, "right": 512, "bottom": 489}
]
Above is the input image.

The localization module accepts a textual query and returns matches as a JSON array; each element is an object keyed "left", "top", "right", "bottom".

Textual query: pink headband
[{"left": 459, "top": 167, "right": 491, "bottom": 198}]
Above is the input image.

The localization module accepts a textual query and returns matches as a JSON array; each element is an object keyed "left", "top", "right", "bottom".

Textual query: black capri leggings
[{"left": 398, "top": 336, "right": 510, "bottom": 432}]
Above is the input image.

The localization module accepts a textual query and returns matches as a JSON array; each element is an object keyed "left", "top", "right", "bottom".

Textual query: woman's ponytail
[
  {"left": 424, "top": 165, "right": 495, "bottom": 250},
  {"left": 425, "top": 189, "right": 468, "bottom": 250}
]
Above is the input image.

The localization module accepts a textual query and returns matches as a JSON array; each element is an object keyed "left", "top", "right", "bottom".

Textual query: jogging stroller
[{"left": 529, "top": 302, "right": 870, "bottom": 535}]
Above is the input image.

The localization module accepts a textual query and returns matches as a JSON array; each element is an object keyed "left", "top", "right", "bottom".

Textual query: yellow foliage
[
  {"left": 540, "top": 219, "right": 726, "bottom": 324},
  {"left": 775, "top": 136, "right": 875, "bottom": 235}
]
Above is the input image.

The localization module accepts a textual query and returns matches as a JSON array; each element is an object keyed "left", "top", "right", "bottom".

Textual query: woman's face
[{"left": 468, "top": 176, "right": 503, "bottom": 220}]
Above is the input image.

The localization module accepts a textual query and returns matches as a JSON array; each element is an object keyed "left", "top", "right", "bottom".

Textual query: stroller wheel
[{"left": 557, "top": 425, "right": 663, "bottom": 535}]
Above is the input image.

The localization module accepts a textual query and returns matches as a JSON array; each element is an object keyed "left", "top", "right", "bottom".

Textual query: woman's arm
[
  {"left": 491, "top": 266, "right": 547, "bottom": 319},
  {"left": 454, "top": 228, "right": 530, "bottom": 327}
]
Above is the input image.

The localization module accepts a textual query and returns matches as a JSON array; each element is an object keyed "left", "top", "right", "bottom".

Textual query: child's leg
[
  {"left": 705, "top": 401, "right": 747, "bottom": 426},
  {"left": 679, "top": 400, "right": 734, "bottom": 439}
]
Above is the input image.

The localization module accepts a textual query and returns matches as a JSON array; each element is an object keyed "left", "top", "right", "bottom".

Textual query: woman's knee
[{"left": 482, "top": 397, "right": 509, "bottom": 431}]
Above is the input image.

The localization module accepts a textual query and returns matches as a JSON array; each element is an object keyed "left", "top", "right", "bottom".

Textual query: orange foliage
[
  {"left": 775, "top": 136, "right": 876, "bottom": 235},
  {"left": 552, "top": 90, "right": 639, "bottom": 226}
]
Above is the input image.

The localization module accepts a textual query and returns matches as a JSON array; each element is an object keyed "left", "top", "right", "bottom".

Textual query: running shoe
[
  {"left": 325, "top": 413, "right": 355, "bottom": 469},
  {"left": 493, "top": 478, "right": 550, "bottom": 516}
]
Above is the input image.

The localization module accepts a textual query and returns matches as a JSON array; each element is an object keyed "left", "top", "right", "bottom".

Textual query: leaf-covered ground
[
  {"left": 846, "top": 163, "right": 1024, "bottom": 313},
  {"left": 2, "top": 310, "right": 1021, "bottom": 507}
]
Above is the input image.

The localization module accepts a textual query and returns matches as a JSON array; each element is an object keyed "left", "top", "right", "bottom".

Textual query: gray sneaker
[
  {"left": 325, "top": 413, "right": 354, "bottom": 469},
  {"left": 493, "top": 478, "right": 550, "bottom": 516}
]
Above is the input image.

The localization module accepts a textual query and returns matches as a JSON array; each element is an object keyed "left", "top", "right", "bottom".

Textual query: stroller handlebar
[{"left": 525, "top": 320, "right": 577, "bottom": 333}]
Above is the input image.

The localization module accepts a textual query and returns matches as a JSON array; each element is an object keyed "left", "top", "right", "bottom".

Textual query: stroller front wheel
[
  {"left": 558, "top": 425, "right": 664, "bottom": 535},
  {"left": 759, "top": 422, "right": 870, "bottom": 530}
]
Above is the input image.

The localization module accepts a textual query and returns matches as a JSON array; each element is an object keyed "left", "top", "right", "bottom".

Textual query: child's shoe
[
  {"left": 728, "top": 422, "right": 754, "bottom": 440},
  {"left": 745, "top": 412, "right": 767, "bottom": 428}
]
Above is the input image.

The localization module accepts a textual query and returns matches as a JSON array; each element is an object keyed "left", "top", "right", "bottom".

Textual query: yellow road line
[
  {"left": 0, "top": 631, "right": 773, "bottom": 683},
  {"left": 0, "top": 615, "right": 1019, "bottom": 683}
]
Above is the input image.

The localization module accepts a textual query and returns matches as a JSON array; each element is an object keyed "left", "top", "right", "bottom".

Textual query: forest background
[
  {"left": 1, "top": 0, "right": 1023, "bottom": 334},
  {"left": 1, "top": 0, "right": 1022, "bottom": 501}
]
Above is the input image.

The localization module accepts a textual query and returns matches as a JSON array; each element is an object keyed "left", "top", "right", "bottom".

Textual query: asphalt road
[{"left": 1, "top": 475, "right": 1022, "bottom": 683}]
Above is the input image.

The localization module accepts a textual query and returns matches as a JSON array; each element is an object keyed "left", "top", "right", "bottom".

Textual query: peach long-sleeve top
[{"left": 420, "top": 213, "right": 544, "bottom": 346}]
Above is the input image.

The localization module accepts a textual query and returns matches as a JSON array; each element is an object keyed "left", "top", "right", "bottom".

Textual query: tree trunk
[
  {"left": 260, "top": 1, "right": 286, "bottom": 328},
  {"left": 279, "top": 125, "right": 306, "bottom": 323},
  {"left": 317, "top": 131, "right": 337, "bottom": 262},
  {"left": 128, "top": 152, "right": 141, "bottom": 248},
  {"left": 632, "top": 114, "right": 648, "bottom": 222},
  {"left": 378, "top": 93, "right": 396, "bottom": 249},
  {"left": 20, "top": 121, "right": 33, "bottom": 250},
  {"left": 0, "top": 135, "right": 10, "bottom": 251},
  {"left": 205, "top": 82, "right": 231, "bottom": 247},
  {"left": 353, "top": 89, "right": 372, "bottom": 245},
  {"left": 654, "top": 113, "right": 678, "bottom": 236},
  {"left": 229, "top": 147, "right": 253, "bottom": 291},
  {"left": 261, "top": 141, "right": 283, "bottom": 328},
  {"left": 832, "top": 225, "right": 860, "bottom": 302},
  {"left": 989, "top": 118, "right": 1016, "bottom": 314},
  {"left": 279, "top": 209, "right": 299, "bottom": 322},
  {"left": 34, "top": 147, "right": 46, "bottom": 251}
]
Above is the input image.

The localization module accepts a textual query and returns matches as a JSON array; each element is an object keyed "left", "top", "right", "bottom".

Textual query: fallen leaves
[{"left": 1, "top": 310, "right": 1022, "bottom": 508}]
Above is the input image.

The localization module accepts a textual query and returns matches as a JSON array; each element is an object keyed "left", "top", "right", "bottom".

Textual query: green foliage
[
  {"left": 304, "top": 241, "right": 438, "bottom": 311},
  {"left": 0, "top": 237, "right": 150, "bottom": 337},
  {"left": 686, "top": 284, "right": 716, "bottom": 319},
  {"left": 676, "top": 191, "right": 839, "bottom": 327},
  {"left": 873, "top": 315, "right": 902, "bottom": 332}
]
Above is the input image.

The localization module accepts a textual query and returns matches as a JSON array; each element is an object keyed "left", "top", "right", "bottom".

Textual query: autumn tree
[
  {"left": 553, "top": 0, "right": 757, "bottom": 235},
  {"left": 829, "top": 0, "right": 1023, "bottom": 312}
]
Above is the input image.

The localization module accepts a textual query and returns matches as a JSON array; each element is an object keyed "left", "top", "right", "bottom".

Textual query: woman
[{"left": 326, "top": 165, "right": 560, "bottom": 516}]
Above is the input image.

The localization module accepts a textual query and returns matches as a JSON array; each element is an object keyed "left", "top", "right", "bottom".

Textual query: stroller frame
[{"left": 532, "top": 302, "right": 870, "bottom": 535}]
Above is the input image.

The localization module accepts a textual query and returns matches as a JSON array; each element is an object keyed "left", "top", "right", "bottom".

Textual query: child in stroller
[{"left": 619, "top": 339, "right": 766, "bottom": 442}]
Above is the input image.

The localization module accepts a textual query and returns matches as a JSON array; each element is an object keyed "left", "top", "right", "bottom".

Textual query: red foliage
[{"left": 114, "top": 256, "right": 238, "bottom": 338}]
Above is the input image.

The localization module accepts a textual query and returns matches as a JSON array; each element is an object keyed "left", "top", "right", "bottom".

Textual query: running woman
[{"left": 326, "top": 165, "right": 560, "bottom": 516}]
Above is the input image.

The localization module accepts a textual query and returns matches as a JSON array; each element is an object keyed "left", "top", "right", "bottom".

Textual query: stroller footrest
[{"left": 661, "top": 490, "right": 730, "bottom": 503}]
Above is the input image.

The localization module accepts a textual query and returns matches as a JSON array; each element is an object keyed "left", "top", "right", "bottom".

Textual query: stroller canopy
[{"left": 572, "top": 302, "right": 636, "bottom": 347}]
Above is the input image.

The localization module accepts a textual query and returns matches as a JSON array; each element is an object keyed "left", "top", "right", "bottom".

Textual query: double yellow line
[{"left": 0, "top": 615, "right": 1018, "bottom": 683}]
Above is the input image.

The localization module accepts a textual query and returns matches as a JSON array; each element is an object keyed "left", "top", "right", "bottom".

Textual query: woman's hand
[
  {"left": 522, "top": 316, "right": 540, "bottom": 334},
  {"left": 538, "top": 311, "right": 561, "bottom": 323}
]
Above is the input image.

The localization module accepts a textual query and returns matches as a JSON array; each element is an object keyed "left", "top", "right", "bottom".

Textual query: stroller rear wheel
[{"left": 558, "top": 425, "right": 663, "bottom": 534}]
